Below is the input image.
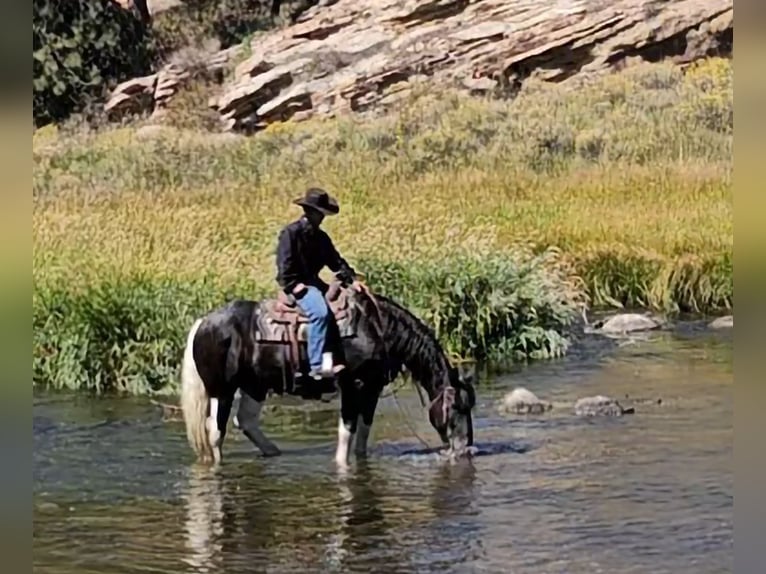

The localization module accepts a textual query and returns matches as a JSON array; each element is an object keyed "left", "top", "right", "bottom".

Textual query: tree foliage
[
  {"left": 148, "top": 1, "right": 316, "bottom": 60},
  {"left": 33, "top": 0, "right": 152, "bottom": 127}
]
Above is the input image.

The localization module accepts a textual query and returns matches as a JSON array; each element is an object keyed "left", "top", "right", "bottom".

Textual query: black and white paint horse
[{"left": 180, "top": 283, "right": 476, "bottom": 468}]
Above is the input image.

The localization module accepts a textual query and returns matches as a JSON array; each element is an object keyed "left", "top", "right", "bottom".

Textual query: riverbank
[{"left": 32, "top": 58, "right": 732, "bottom": 395}]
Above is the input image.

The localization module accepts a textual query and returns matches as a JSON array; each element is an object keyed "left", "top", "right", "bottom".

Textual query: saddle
[
  {"left": 255, "top": 281, "right": 358, "bottom": 380},
  {"left": 269, "top": 281, "right": 350, "bottom": 324}
]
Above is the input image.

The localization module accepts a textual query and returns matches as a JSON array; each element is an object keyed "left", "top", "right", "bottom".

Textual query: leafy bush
[
  {"left": 32, "top": 251, "right": 584, "bottom": 395},
  {"left": 31, "top": 0, "right": 318, "bottom": 127},
  {"left": 362, "top": 249, "right": 585, "bottom": 362},
  {"left": 149, "top": 0, "right": 272, "bottom": 58},
  {"left": 33, "top": 0, "right": 153, "bottom": 126}
]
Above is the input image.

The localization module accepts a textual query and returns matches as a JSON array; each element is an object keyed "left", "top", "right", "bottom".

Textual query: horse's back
[
  {"left": 202, "top": 299, "right": 260, "bottom": 332},
  {"left": 192, "top": 299, "right": 260, "bottom": 389}
]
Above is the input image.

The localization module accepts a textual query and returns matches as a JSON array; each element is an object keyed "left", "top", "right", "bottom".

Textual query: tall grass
[{"left": 32, "top": 58, "right": 732, "bottom": 395}]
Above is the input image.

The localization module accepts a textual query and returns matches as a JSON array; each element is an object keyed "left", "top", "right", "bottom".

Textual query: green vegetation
[
  {"left": 32, "top": 58, "right": 732, "bottom": 395},
  {"left": 148, "top": 0, "right": 283, "bottom": 59},
  {"left": 33, "top": 0, "right": 152, "bottom": 126},
  {"left": 32, "top": 0, "right": 306, "bottom": 127}
]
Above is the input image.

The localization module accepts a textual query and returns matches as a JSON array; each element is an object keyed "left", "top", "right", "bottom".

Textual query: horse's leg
[
  {"left": 336, "top": 373, "right": 360, "bottom": 468},
  {"left": 355, "top": 378, "right": 383, "bottom": 459},
  {"left": 232, "top": 389, "right": 242, "bottom": 429},
  {"left": 207, "top": 394, "right": 233, "bottom": 465},
  {"left": 236, "top": 384, "right": 281, "bottom": 457}
]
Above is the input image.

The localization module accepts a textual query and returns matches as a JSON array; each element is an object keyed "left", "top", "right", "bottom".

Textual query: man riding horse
[
  {"left": 180, "top": 186, "right": 477, "bottom": 465},
  {"left": 275, "top": 187, "right": 364, "bottom": 382}
]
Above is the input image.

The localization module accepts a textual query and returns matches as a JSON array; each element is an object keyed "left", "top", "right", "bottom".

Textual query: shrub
[
  {"left": 32, "top": 250, "right": 584, "bottom": 395},
  {"left": 33, "top": 0, "right": 153, "bottom": 127}
]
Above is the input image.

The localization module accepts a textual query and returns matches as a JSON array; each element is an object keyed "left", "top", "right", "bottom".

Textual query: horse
[{"left": 179, "top": 281, "right": 477, "bottom": 468}]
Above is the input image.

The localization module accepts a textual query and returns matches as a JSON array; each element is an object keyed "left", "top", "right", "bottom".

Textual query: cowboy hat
[{"left": 293, "top": 187, "right": 340, "bottom": 215}]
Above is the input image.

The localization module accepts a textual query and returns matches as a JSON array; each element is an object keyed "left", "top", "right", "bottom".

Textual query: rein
[
  {"left": 390, "top": 390, "right": 433, "bottom": 450},
  {"left": 354, "top": 281, "right": 385, "bottom": 342},
  {"left": 356, "top": 285, "right": 455, "bottom": 452},
  {"left": 389, "top": 380, "right": 456, "bottom": 451}
]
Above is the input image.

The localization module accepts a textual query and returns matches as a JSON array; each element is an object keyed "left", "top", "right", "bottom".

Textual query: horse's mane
[{"left": 372, "top": 293, "right": 451, "bottom": 398}]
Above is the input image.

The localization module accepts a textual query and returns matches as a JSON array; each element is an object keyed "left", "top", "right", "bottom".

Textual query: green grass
[{"left": 32, "top": 58, "right": 733, "bottom": 395}]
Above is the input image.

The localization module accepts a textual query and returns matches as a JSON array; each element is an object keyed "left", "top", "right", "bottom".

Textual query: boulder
[
  {"left": 497, "top": 387, "right": 552, "bottom": 415},
  {"left": 708, "top": 315, "right": 733, "bottom": 329},
  {"left": 583, "top": 311, "right": 665, "bottom": 335},
  {"left": 104, "top": 74, "right": 158, "bottom": 117}
]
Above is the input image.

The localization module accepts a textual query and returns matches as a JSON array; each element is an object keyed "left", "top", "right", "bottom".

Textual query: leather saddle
[
  {"left": 268, "top": 281, "right": 350, "bottom": 324},
  {"left": 256, "top": 281, "right": 357, "bottom": 384}
]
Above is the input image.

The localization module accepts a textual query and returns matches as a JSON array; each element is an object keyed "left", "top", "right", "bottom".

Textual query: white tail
[{"left": 180, "top": 318, "right": 212, "bottom": 463}]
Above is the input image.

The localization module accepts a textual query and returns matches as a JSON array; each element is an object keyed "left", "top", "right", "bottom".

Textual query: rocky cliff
[{"left": 106, "top": 0, "right": 732, "bottom": 132}]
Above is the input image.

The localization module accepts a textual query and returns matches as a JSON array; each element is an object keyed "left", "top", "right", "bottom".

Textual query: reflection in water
[
  {"left": 430, "top": 459, "right": 478, "bottom": 521},
  {"left": 181, "top": 465, "right": 225, "bottom": 574},
  {"left": 324, "top": 462, "right": 388, "bottom": 571},
  {"left": 33, "top": 329, "right": 732, "bottom": 574},
  {"left": 323, "top": 459, "right": 482, "bottom": 573}
]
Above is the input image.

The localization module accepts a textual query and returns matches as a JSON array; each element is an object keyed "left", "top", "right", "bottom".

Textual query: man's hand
[{"left": 351, "top": 280, "right": 365, "bottom": 293}]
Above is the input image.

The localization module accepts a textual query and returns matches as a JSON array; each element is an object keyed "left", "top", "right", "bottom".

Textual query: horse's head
[{"left": 428, "top": 366, "right": 476, "bottom": 456}]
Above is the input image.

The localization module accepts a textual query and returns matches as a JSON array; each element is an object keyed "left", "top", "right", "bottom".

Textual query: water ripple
[{"left": 34, "top": 330, "right": 732, "bottom": 574}]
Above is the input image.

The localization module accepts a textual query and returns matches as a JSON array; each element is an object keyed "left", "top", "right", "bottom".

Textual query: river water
[{"left": 33, "top": 323, "right": 732, "bottom": 574}]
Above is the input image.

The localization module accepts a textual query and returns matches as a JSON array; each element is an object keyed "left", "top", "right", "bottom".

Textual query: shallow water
[{"left": 33, "top": 323, "right": 732, "bottom": 574}]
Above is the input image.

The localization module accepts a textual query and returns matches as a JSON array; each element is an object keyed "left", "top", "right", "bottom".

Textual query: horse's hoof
[
  {"left": 320, "top": 391, "right": 339, "bottom": 403},
  {"left": 261, "top": 448, "right": 282, "bottom": 458}
]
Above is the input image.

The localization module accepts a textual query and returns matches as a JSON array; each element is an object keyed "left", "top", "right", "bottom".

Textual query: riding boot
[
  {"left": 307, "top": 352, "right": 332, "bottom": 380},
  {"left": 321, "top": 351, "right": 334, "bottom": 374}
]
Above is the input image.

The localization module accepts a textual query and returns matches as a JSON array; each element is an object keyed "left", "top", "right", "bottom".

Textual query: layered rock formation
[{"left": 105, "top": 0, "right": 733, "bottom": 131}]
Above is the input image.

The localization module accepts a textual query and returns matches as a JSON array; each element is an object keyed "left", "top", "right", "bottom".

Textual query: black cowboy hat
[{"left": 293, "top": 187, "right": 340, "bottom": 215}]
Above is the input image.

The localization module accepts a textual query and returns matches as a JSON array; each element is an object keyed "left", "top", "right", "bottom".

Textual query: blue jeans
[{"left": 295, "top": 286, "right": 330, "bottom": 372}]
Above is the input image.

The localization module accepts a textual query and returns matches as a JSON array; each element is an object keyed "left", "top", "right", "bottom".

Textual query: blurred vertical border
[
  {"left": 732, "top": 0, "right": 766, "bottom": 573},
  {"left": 0, "top": 0, "right": 31, "bottom": 570}
]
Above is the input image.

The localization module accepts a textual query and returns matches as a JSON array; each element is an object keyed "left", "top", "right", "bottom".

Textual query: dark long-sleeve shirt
[{"left": 275, "top": 217, "right": 356, "bottom": 295}]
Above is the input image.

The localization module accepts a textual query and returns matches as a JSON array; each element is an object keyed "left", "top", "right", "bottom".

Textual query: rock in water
[
  {"left": 708, "top": 315, "right": 733, "bottom": 329},
  {"left": 586, "top": 312, "right": 664, "bottom": 335},
  {"left": 574, "top": 395, "right": 633, "bottom": 417},
  {"left": 498, "top": 387, "right": 551, "bottom": 415}
]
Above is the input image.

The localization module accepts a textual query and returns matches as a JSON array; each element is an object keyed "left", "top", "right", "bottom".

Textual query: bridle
[{"left": 429, "top": 384, "right": 457, "bottom": 422}]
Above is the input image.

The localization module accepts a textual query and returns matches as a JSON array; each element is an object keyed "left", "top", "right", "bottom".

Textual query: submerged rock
[
  {"left": 623, "top": 394, "right": 662, "bottom": 406},
  {"left": 708, "top": 315, "right": 733, "bottom": 329},
  {"left": 574, "top": 395, "right": 634, "bottom": 417},
  {"left": 497, "top": 387, "right": 552, "bottom": 415},
  {"left": 35, "top": 501, "right": 61, "bottom": 513}
]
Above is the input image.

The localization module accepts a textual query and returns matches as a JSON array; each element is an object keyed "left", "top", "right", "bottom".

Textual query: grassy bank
[{"left": 32, "top": 58, "right": 732, "bottom": 395}]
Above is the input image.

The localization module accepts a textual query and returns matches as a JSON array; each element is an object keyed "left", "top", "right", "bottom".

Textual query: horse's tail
[{"left": 180, "top": 318, "right": 212, "bottom": 462}]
